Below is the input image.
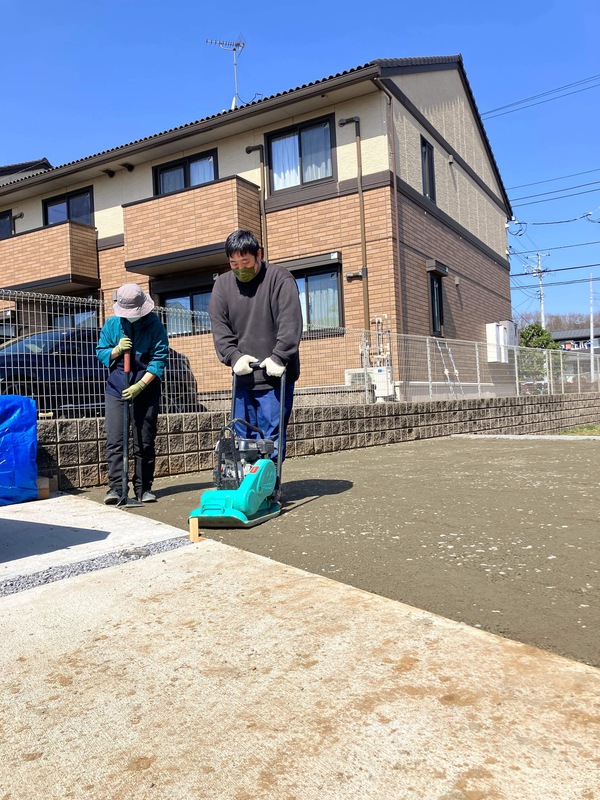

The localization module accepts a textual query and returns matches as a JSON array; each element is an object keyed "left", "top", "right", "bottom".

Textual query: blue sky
[{"left": 2, "top": 0, "right": 599, "bottom": 320}]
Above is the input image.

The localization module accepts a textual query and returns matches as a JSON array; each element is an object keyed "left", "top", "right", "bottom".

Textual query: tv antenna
[{"left": 206, "top": 35, "right": 245, "bottom": 110}]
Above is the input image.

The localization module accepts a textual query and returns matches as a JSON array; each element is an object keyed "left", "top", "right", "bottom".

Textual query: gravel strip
[{"left": 0, "top": 536, "right": 191, "bottom": 597}]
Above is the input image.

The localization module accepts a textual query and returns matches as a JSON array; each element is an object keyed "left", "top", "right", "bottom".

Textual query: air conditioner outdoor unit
[
  {"left": 344, "top": 367, "right": 394, "bottom": 400},
  {"left": 344, "top": 368, "right": 373, "bottom": 386}
]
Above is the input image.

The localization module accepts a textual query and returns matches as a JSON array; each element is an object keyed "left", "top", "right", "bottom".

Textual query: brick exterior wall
[
  {"left": 37, "top": 394, "right": 600, "bottom": 491},
  {"left": 98, "top": 245, "right": 137, "bottom": 304},
  {"left": 0, "top": 222, "right": 98, "bottom": 285},
  {"left": 396, "top": 197, "right": 511, "bottom": 341},
  {"left": 267, "top": 184, "right": 510, "bottom": 345}
]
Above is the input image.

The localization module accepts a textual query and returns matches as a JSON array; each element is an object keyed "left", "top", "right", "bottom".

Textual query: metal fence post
[{"left": 426, "top": 337, "right": 433, "bottom": 400}]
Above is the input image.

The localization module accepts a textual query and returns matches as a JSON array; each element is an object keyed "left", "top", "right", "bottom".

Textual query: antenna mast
[{"left": 206, "top": 35, "right": 245, "bottom": 110}]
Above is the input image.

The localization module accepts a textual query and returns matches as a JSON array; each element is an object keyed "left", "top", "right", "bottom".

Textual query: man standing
[
  {"left": 96, "top": 284, "right": 169, "bottom": 504},
  {"left": 209, "top": 229, "right": 303, "bottom": 472}
]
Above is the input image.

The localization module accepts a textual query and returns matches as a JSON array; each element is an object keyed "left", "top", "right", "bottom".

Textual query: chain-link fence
[{"left": 1, "top": 288, "right": 599, "bottom": 418}]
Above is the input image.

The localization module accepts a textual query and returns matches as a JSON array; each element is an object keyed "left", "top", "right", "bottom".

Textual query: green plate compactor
[{"left": 189, "top": 364, "right": 285, "bottom": 540}]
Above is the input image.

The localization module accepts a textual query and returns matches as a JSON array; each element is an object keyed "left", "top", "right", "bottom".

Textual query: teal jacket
[{"left": 96, "top": 313, "right": 169, "bottom": 399}]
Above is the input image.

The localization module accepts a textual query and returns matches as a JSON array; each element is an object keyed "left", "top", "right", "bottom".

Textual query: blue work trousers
[{"left": 233, "top": 382, "right": 295, "bottom": 461}]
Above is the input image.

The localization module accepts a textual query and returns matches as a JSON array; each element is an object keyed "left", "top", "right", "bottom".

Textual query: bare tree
[{"left": 513, "top": 310, "right": 600, "bottom": 332}]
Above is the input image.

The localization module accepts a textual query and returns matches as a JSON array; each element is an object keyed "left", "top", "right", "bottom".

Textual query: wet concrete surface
[{"left": 81, "top": 435, "right": 600, "bottom": 668}]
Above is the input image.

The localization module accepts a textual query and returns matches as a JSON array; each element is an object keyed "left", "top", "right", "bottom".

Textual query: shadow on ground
[{"left": 0, "top": 521, "right": 108, "bottom": 562}]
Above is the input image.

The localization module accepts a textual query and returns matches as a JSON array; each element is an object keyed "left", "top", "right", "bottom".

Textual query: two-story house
[{"left": 0, "top": 55, "right": 512, "bottom": 391}]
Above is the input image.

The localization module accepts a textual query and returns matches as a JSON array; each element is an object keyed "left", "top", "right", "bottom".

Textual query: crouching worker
[
  {"left": 96, "top": 284, "right": 169, "bottom": 505},
  {"left": 208, "top": 229, "right": 303, "bottom": 497}
]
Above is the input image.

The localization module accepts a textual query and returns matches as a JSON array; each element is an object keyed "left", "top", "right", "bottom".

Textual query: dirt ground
[{"left": 81, "top": 435, "right": 600, "bottom": 668}]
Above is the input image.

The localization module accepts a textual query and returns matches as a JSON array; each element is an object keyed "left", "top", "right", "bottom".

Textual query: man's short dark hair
[{"left": 225, "top": 229, "right": 261, "bottom": 258}]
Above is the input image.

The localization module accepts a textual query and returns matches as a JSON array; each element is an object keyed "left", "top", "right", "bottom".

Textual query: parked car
[
  {"left": 520, "top": 379, "right": 549, "bottom": 395},
  {"left": 0, "top": 327, "right": 204, "bottom": 417}
]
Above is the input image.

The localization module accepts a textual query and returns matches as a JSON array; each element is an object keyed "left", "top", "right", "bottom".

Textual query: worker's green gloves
[
  {"left": 260, "top": 356, "right": 285, "bottom": 377},
  {"left": 233, "top": 354, "right": 258, "bottom": 375},
  {"left": 115, "top": 336, "right": 133, "bottom": 355},
  {"left": 122, "top": 380, "right": 147, "bottom": 401}
]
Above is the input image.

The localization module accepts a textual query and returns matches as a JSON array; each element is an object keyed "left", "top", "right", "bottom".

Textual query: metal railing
[{"left": 1, "top": 288, "right": 599, "bottom": 418}]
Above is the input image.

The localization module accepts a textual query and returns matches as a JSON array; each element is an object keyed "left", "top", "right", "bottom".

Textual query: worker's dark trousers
[
  {"left": 233, "top": 381, "right": 295, "bottom": 462},
  {"left": 105, "top": 389, "right": 160, "bottom": 498}
]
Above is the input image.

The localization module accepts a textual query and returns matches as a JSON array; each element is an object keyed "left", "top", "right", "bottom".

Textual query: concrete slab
[
  {"left": 0, "top": 494, "right": 186, "bottom": 581},
  {"left": 1, "top": 540, "right": 598, "bottom": 800}
]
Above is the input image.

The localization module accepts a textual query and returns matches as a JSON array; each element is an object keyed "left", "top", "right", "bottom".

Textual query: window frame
[
  {"left": 0, "top": 209, "right": 12, "bottom": 239},
  {"left": 267, "top": 114, "right": 336, "bottom": 195},
  {"left": 43, "top": 186, "right": 94, "bottom": 227},
  {"left": 292, "top": 264, "right": 344, "bottom": 336},
  {"left": 159, "top": 288, "right": 213, "bottom": 337},
  {"left": 152, "top": 149, "right": 218, "bottom": 197},
  {"left": 421, "top": 137, "right": 436, "bottom": 203},
  {"left": 428, "top": 272, "right": 444, "bottom": 337}
]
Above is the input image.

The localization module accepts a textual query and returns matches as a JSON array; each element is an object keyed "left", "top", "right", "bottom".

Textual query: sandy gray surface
[
  {"left": 3, "top": 538, "right": 599, "bottom": 800},
  {"left": 80, "top": 435, "right": 600, "bottom": 668}
]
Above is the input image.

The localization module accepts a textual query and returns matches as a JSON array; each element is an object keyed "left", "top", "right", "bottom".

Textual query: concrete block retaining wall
[{"left": 37, "top": 393, "right": 600, "bottom": 491}]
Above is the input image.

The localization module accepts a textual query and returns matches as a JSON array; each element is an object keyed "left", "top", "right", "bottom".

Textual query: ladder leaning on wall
[{"left": 436, "top": 339, "right": 465, "bottom": 399}]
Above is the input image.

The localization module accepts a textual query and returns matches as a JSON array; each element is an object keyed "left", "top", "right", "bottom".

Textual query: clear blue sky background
[{"left": 2, "top": 0, "right": 599, "bottom": 322}]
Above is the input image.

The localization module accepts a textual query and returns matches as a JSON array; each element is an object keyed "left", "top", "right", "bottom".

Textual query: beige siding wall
[
  {"left": 397, "top": 71, "right": 502, "bottom": 192},
  {"left": 389, "top": 72, "right": 508, "bottom": 259}
]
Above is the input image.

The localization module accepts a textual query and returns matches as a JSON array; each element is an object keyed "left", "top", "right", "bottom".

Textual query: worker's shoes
[
  {"left": 104, "top": 489, "right": 120, "bottom": 505},
  {"left": 137, "top": 490, "right": 157, "bottom": 503}
]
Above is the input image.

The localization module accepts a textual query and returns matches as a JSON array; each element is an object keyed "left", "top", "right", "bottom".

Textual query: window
[
  {"left": 294, "top": 268, "right": 342, "bottom": 332},
  {"left": 0, "top": 210, "right": 12, "bottom": 239},
  {"left": 429, "top": 273, "right": 444, "bottom": 336},
  {"left": 269, "top": 117, "right": 333, "bottom": 191},
  {"left": 162, "top": 291, "right": 212, "bottom": 335},
  {"left": 421, "top": 137, "right": 436, "bottom": 203},
  {"left": 43, "top": 187, "right": 93, "bottom": 226},
  {"left": 154, "top": 151, "right": 217, "bottom": 196}
]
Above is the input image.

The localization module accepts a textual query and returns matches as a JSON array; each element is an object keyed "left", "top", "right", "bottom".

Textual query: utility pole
[
  {"left": 531, "top": 252, "right": 550, "bottom": 329},
  {"left": 206, "top": 35, "right": 245, "bottom": 110},
  {"left": 590, "top": 273, "right": 595, "bottom": 384}
]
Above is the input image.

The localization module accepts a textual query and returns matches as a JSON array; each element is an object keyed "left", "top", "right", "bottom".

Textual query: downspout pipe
[
  {"left": 371, "top": 77, "right": 404, "bottom": 335},
  {"left": 245, "top": 144, "right": 268, "bottom": 261},
  {"left": 338, "top": 117, "right": 371, "bottom": 337}
]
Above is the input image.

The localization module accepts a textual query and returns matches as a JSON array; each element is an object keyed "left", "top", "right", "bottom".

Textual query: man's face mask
[
  {"left": 127, "top": 314, "right": 144, "bottom": 323},
  {"left": 233, "top": 267, "right": 257, "bottom": 283},
  {"left": 230, "top": 252, "right": 259, "bottom": 283}
]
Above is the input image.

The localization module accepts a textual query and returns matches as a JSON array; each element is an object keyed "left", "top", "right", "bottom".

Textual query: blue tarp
[{"left": 0, "top": 396, "right": 38, "bottom": 506}]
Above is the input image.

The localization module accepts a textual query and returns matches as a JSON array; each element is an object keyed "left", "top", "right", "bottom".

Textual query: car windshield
[{"left": 0, "top": 330, "right": 74, "bottom": 356}]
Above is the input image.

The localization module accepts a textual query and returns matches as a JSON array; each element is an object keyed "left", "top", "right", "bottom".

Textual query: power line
[
  {"left": 510, "top": 262, "right": 600, "bottom": 278},
  {"left": 515, "top": 275, "right": 600, "bottom": 289},
  {"left": 510, "top": 240, "right": 600, "bottom": 255},
  {"left": 507, "top": 167, "right": 600, "bottom": 191},
  {"left": 510, "top": 212, "right": 595, "bottom": 226},
  {"left": 481, "top": 75, "right": 600, "bottom": 119},
  {"left": 513, "top": 187, "right": 600, "bottom": 207},
  {"left": 481, "top": 73, "right": 600, "bottom": 115},
  {"left": 510, "top": 178, "right": 600, "bottom": 202}
]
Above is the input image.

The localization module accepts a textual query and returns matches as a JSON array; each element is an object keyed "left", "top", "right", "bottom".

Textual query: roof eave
[{"left": 0, "top": 63, "right": 382, "bottom": 197}]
